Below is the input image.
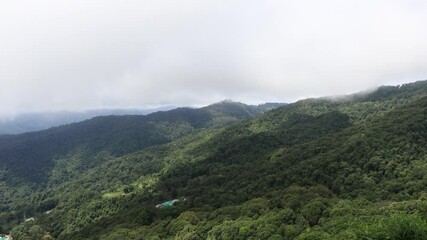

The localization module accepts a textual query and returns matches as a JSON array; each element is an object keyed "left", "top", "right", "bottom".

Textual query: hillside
[
  {"left": 2, "top": 80, "right": 427, "bottom": 239},
  {"left": 0, "top": 101, "right": 274, "bottom": 180},
  {"left": 0, "top": 101, "right": 278, "bottom": 229}
]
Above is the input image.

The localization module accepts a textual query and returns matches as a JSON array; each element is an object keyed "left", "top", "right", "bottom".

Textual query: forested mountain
[
  {"left": 0, "top": 102, "right": 284, "bottom": 135},
  {"left": 0, "top": 101, "right": 272, "bottom": 179},
  {"left": 1, "top": 81, "right": 427, "bottom": 239},
  {"left": 0, "top": 101, "right": 277, "bottom": 222}
]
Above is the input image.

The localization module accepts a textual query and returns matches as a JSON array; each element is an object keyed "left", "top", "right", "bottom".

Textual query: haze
[{"left": 1, "top": 0, "right": 427, "bottom": 117}]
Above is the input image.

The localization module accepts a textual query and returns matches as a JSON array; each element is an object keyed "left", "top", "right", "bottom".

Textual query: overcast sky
[{"left": 1, "top": 0, "right": 427, "bottom": 116}]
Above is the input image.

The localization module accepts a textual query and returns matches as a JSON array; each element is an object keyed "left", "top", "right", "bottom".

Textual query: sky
[{"left": 1, "top": 0, "right": 427, "bottom": 116}]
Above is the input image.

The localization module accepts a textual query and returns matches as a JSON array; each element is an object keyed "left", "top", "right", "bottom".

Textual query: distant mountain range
[
  {"left": 0, "top": 107, "right": 176, "bottom": 135},
  {"left": 0, "top": 103, "right": 285, "bottom": 135}
]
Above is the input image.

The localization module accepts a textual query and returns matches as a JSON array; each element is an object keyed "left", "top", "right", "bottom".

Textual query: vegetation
[{"left": 0, "top": 80, "right": 426, "bottom": 239}]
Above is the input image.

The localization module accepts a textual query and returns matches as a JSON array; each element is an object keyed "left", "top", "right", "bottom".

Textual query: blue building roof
[{"left": 161, "top": 199, "right": 179, "bottom": 207}]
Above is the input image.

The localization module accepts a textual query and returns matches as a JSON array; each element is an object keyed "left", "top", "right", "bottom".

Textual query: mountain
[
  {"left": 0, "top": 107, "right": 176, "bottom": 135},
  {"left": 0, "top": 101, "right": 282, "bottom": 222},
  {"left": 1, "top": 81, "right": 427, "bottom": 239},
  {"left": 0, "top": 102, "right": 286, "bottom": 135}
]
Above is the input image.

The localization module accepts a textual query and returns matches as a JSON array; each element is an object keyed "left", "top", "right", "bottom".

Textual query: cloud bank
[{"left": 1, "top": 0, "right": 427, "bottom": 116}]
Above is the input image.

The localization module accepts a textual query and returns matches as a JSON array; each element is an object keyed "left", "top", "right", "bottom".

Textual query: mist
[{"left": 1, "top": 0, "right": 427, "bottom": 117}]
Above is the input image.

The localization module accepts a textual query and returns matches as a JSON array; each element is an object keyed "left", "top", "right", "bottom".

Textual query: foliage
[{"left": 0, "top": 80, "right": 426, "bottom": 239}]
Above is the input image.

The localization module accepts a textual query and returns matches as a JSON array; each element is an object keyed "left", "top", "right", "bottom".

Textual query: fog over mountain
[{"left": 1, "top": 0, "right": 427, "bottom": 117}]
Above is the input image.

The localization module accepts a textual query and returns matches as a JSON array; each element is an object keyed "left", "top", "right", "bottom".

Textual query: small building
[
  {"left": 0, "top": 235, "right": 13, "bottom": 240},
  {"left": 156, "top": 199, "right": 180, "bottom": 208}
]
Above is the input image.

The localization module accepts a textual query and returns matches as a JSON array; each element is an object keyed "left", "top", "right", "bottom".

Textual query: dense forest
[{"left": 0, "top": 81, "right": 426, "bottom": 239}]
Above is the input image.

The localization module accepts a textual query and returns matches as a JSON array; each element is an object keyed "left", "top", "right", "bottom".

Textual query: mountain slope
[
  {"left": 0, "top": 101, "right": 280, "bottom": 226},
  {"left": 48, "top": 82, "right": 426, "bottom": 240},
  {"left": 2, "top": 80, "right": 427, "bottom": 239},
  {"left": 0, "top": 101, "right": 274, "bottom": 182},
  {"left": 83, "top": 83, "right": 425, "bottom": 240}
]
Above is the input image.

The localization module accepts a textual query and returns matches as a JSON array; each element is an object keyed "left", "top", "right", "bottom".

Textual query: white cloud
[{"left": 0, "top": 0, "right": 426, "bottom": 116}]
